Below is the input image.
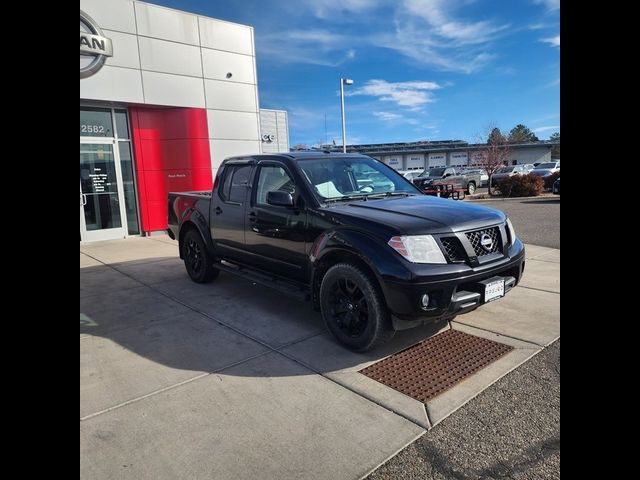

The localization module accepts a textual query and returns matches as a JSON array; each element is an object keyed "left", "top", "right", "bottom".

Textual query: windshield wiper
[
  {"left": 323, "top": 194, "right": 368, "bottom": 203},
  {"left": 363, "top": 192, "right": 414, "bottom": 200}
]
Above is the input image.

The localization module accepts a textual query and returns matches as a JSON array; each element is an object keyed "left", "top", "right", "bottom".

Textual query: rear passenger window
[{"left": 219, "top": 165, "right": 252, "bottom": 204}]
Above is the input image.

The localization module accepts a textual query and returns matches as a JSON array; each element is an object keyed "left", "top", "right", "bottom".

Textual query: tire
[
  {"left": 467, "top": 181, "right": 476, "bottom": 195},
  {"left": 319, "top": 263, "right": 395, "bottom": 352},
  {"left": 182, "top": 229, "right": 219, "bottom": 283}
]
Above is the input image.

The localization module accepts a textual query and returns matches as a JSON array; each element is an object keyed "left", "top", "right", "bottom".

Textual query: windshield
[
  {"left": 537, "top": 162, "right": 557, "bottom": 169},
  {"left": 297, "top": 157, "right": 419, "bottom": 201},
  {"left": 495, "top": 167, "right": 515, "bottom": 173},
  {"left": 418, "top": 167, "right": 446, "bottom": 178}
]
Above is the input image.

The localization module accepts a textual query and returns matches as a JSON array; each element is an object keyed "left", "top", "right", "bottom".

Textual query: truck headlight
[
  {"left": 388, "top": 235, "right": 447, "bottom": 264},
  {"left": 506, "top": 218, "right": 516, "bottom": 246}
]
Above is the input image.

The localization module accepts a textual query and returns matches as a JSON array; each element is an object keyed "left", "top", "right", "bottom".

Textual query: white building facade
[{"left": 80, "top": 0, "right": 269, "bottom": 241}]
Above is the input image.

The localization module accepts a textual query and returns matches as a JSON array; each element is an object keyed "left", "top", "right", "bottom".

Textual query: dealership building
[
  {"left": 80, "top": 0, "right": 289, "bottom": 242},
  {"left": 319, "top": 140, "right": 558, "bottom": 171}
]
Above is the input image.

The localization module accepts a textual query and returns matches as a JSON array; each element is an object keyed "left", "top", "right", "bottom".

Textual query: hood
[{"left": 322, "top": 195, "right": 505, "bottom": 235}]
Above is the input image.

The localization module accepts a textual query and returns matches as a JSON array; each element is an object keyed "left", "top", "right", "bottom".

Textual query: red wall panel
[{"left": 130, "top": 107, "right": 212, "bottom": 233}]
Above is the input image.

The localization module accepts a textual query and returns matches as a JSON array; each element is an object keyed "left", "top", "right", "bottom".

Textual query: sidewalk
[{"left": 81, "top": 236, "right": 559, "bottom": 479}]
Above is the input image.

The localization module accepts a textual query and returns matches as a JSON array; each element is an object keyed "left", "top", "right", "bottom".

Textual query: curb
[{"left": 464, "top": 194, "right": 557, "bottom": 202}]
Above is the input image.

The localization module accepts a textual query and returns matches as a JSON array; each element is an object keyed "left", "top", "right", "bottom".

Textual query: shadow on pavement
[{"left": 80, "top": 256, "right": 448, "bottom": 380}]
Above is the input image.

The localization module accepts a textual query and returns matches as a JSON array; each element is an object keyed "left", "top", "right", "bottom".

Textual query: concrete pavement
[{"left": 80, "top": 236, "right": 559, "bottom": 479}]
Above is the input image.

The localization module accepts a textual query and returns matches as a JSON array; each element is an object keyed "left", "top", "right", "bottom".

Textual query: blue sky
[{"left": 151, "top": 0, "right": 560, "bottom": 147}]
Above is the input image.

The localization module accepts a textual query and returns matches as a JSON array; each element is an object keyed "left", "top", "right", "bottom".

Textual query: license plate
[{"left": 484, "top": 279, "right": 505, "bottom": 303}]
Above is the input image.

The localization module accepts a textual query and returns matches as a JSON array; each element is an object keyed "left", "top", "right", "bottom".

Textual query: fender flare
[
  {"left": 309, "top": 229, "right": 412, "bottom": 307},
  {"left": 178, "top": 208, "right": 215, "bottom": 258}
]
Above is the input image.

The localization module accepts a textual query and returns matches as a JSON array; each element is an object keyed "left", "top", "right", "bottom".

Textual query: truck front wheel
[
  {"left": 182, "top": 230, "right": 219, "bottom": 283},
  {"left": 319, "top": 263, "right": 395, "bottom": 351}
]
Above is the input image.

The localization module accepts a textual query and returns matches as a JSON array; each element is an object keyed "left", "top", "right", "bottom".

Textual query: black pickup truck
[
  {"left": 168, "top": 152, "right": 525, "bottom": 351},
  {"left": 413, "top": 166, "right": 482, "bottom": 195}
]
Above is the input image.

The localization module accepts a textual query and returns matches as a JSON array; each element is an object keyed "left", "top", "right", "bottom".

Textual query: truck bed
[{"left": 167, "top": 191, "right": 212, "bottom": 239}]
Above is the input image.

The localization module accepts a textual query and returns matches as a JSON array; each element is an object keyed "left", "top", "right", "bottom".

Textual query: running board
[{"left": 217, "top": 260, "right": 310, "bottom": 302}]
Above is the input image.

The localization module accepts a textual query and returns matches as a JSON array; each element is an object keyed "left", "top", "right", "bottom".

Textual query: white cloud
[
  {"left": 257, "top": 29, "right": 358, "bottom": 66},
  {"left": 533, "top": 125, "right": 560, "bottom": 133},
  {"left": 532, "top": 0, "right": 560, "bottom": 11},
  {"left": 541, "top": 35, "right": 560, "bottom": 47},
  {"left": 302, "top": 0, "right": 385, "bottom": 19},
  {"left": 373, "top": 111, "right": 420, "bottom": 124},
  {"left": 349, "top": 80, "right": 442, "bottom": 110},
  {"left": 260, "top": 0, "right": 513, "bottom": 73},
  {"left": 371, "top": 0, "right": 509, "bottom": 73},
  {"left": 374, "top": 111, "right": 403, "bottom": 121},
  {"left": 403, "top": 0, "right": 510, "bottom": 45}
]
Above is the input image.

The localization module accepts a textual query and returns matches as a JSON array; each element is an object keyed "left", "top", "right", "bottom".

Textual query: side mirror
[{"left": 267, "top": 190, "right": 294, "bottom": 207}]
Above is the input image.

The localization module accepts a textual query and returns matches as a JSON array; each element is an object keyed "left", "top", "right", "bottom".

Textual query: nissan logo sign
[
  {"left": 480, "top": 233, "right": 494, "bottom": 251},
  {"left": 80, "top": 10, "right": 113, "bottom": 79}
]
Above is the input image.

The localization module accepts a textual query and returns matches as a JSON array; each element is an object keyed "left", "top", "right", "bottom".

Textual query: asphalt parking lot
[
  {"left": 364, "top": 193, "right": 560, "bottom": 479},
  {"left": 368, "top": 340, "right": 559, "bottom": 480},
  {"left": 469, "top": 195, "right": 560, "bottom": 249},
  {"left": 80, "top": 230, "right": 559, "bottom": 479}
]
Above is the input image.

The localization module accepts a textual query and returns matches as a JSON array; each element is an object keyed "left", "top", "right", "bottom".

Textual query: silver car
[
  {"left": 489, "top": 164, "right": 529, "bottom": 188},
  {"left": 530, "top": 161, "right": 560, "bottom": 178}
]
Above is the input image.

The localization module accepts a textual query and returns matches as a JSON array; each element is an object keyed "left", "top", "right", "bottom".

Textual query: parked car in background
[
  {"left": 413, "top": 167, "right": 483, "bottom": 194},
  {"left": 462, "top": 168, "right": 489, "bottom": 187},
  {"left": 522, "top": 164, "right": 535, "bottom": 172},
  {"left": 530, "top": 161, "right": 560, "bottom": 179},
  {"left": 489, "top": 165, "right": 529, "bottom": 189},
  {"left": 397, "top": 170, "right": 424, "bottom": 182},
  {"left": 553, "top": 177, "right": 560, "bottom": 195}
]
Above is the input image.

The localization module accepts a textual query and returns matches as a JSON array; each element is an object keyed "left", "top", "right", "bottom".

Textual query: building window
[{"left": 80, "top": 107, "right": 113, "bottom": 137}]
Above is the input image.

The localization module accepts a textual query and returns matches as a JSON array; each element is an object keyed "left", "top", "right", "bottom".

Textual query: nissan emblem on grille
[
  {"left": 480, "top": 233, "right": 493, "bottom": 251},
  {"left": 465, "top": 227, "right": 500, "bottom": 256}
]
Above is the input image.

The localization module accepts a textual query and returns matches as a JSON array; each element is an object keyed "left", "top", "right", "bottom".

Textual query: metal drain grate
[{"left": 359, "top": 329, "right": 513, "bottom": 403}]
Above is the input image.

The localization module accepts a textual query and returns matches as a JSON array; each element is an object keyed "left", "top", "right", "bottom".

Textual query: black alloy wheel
[
  {"left": 182, "top": 229, "right": 219, "bottom": 283},
  {"left": 320, "top": 263, "right": 394, "bottom": 351}
]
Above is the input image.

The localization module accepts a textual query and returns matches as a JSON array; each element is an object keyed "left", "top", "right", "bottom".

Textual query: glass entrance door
[{"left": 80, "top": 141, "right": 127, "bottom": 241}]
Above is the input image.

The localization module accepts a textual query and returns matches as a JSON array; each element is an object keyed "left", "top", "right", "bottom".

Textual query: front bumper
[{"left": 381, "top": 243, "right": 525, "bottom": 330}]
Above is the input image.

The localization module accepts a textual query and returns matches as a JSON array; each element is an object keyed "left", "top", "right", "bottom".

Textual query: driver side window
[{"left": 256, "top": 165, "right": 295, "bottom": 206}]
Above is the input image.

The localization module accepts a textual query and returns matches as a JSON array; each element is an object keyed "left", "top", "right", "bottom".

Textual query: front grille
[
  {"left": 466, "top": 227, "right": 501, "bottom": 256},
  {"left": 440, "top": 237, "right": 466, "bottom": 262}
]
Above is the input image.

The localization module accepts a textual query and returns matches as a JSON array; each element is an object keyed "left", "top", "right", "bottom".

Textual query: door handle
[
  {"left": 81, "top": 193, "right": 87, "bottom": 206},
  {"left": 215, "top": 206, "right": 223, "bottom": 215}
]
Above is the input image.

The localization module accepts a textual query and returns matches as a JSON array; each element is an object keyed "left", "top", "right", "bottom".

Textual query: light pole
[{"left": 340, "top": 78, "right": 354, "bottom": 153}]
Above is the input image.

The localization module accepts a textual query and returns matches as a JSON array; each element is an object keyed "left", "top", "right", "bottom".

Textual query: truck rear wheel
[
  {"left": 182, "top": 230, "right": 219, "bottom": 283},
  {"left": 319, "top": 263, "right": 395, "bottom": 352},
  {"left": 467, "top": 181, "right": 476, "bottom": 195}
]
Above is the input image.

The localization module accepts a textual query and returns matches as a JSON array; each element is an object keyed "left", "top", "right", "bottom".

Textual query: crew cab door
[
  {"left": 210, "top": 161, "right": 254, "bottom": 262},
  {"left": 244, "top": 161, "right": 307, "bottom": 281},
  {"left": 443, "top": 167, "right": 464, "bottom": 188}
]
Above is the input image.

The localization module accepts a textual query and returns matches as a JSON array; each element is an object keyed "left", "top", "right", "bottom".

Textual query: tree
[
  {"left": 549, "top": 132, "right": 560, "bottom": 158},
  {"left": 474, "top": 124, "right": 512, "bottom": 195},
  {"left": 508, "top": 124, "right": 539, "bottom": 143},
  {"left": 487, "top": 127, "right": 506, "bottom": 145}
]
